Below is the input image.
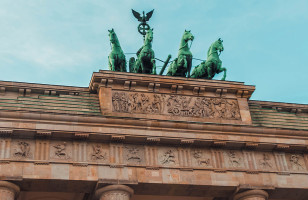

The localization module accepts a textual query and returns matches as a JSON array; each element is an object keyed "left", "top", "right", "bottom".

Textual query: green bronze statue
[
  {"left": 166, "top": 30, "right": 194, "bottom": 77},
  {"left": 129, "top": 28, "right": 156, "bottom": 74},
  {"left": 108, "top": 29, "right": 126, "bottom": 72},
  {"left": 191, "top": 38, "right": 226, "bottom": 80}
]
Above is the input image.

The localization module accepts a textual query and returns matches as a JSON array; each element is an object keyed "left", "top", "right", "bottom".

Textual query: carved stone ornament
[
  {"left": 53, "top": 142, "right": 70, "bottom": 159},
  {"left": 259, "top": 153, "right": 273, "bottom": 170},
  {"left": 290, "top": 154, "right": 304, "bottom": 171},
  {"left": 193, "top": 150, "right": 210, "bottom": 166},
  {"left": 125, "top": 146, "right": 142, "bottom": 163},
  {"left": 14, "top": 141, "right": 31, "bottom": 158},
  {"left": 91, "top": 144, "right": 107, "bottom": 161},
  {"left": 160, "top": 149, "right": 176, "bottom": 164},
  {"left": 112, "top": 91, "right": 241, "bottom": 120},
  {"left": 228, "top": 150, "right": 241, "bottom": 168}
]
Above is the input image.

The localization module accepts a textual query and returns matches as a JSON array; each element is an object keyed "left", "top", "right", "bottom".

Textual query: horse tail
[{"left": 129, "top": 57, "right": 135, "bottom": 73}]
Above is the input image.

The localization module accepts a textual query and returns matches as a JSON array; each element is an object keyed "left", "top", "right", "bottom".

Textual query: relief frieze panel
[
  {"left": 5, "top": 138, "right": 308, "bottom": 175},
  {"left": 89, "top": 143, "right": 109, "bottom": 162},
  {"left": 50, "top": 141, "right": 72, "bottom": 161},
  {"left": 255, "top": 152, "right": 277, "bottom": 171},
  {"left": 191, "top": 148, "right": 212, "bottom": 168},
  {"left": 286, "top": 153, "right": 306, "bottom": 172},
  {"left": 123, "top": 145, "right": 145, "bottom": 165},
  {"left": 158, "top": 147, "right": 178, "bottom": 167},
  {"left": 224, "top": 150, "right": 245, "bottom": 169},
  {"left": 11, "top": 140, "right": 34, "bottom": 159},
  {"left": 112, "top": 91, "right": 241, "bottom": 120}
]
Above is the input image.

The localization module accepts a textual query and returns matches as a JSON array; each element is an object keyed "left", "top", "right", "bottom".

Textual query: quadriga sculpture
[
  {"left": 166, "top": 30, "right": 194, "bottom": 77},
  {"left": 108, "top": 29, "right": 126, "bottom": 72},
  {"left": 191, "top": 38, "right": 226, "bottom": 80},
  {"left": 129, "top": 28, "right": 156, "bottom": 74}
]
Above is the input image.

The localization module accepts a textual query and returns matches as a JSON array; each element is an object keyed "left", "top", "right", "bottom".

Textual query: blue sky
[{"left": 0, "top": 0, "right": 307, "bottom": 104}]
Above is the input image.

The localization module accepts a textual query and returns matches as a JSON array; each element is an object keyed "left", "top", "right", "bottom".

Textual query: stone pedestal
[
  {"left": 233, "top": 189, "right": 268, "bottom": 200},
  {"left": 0, "top": 181, "right": 20, "bottom": 200},
  {"left": 95, "top": 185, "right": 134, "bottom": 200}
]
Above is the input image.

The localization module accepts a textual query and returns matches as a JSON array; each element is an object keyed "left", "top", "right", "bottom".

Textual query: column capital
[
  {"left": 95, "top": 184, "right": 134, "bottom": 200},
  {"left": 233, "top": 189, "right": 268, "bottom": 200},
  {"left": 0, "top": 181, "right": 20, "bottom": 199}
]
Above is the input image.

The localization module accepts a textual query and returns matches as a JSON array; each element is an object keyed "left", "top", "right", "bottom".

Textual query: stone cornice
[
  {"left": 250, "top": 100, "right": 308, "bottom": 113},
  {"left": 89, "top": 71, "right": 255, "bottom": 99},
  {"left": 0, "top": 80, "right": 88, "bottom": 96}
]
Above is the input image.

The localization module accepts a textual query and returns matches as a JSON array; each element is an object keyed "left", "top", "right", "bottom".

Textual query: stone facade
[{"left": 0, "top": 71, "right": 307, "bottom": 200}]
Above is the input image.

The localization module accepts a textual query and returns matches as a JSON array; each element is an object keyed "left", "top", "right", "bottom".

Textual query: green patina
[
  {"left": 129, "top": 28, "right": 156, "bottom": 74},
  {"left": 191, "top": 38, "right": 226, "bottom": 80},
  {"left": 166, "top": 30, "right": 194, "bottom": 77},
  {"left": 108, "top": 29, "right": 126, "bottom": 72}
]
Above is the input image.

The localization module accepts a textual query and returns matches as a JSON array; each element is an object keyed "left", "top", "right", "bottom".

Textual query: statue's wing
[
  {"left": 145, "top": 9, "right": 154, "bottom": 21},
  {"left": 132, "top": 9, "right": 142, "bottom": 21}
]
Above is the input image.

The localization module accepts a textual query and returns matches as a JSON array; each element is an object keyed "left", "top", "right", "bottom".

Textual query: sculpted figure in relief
[
  {"left": 193, "top": 150, "right": 210, "bottom": 166},
  {"left": 125, "top": 146, "right": 141, "bottom": 163},
  {"left": 161, "top": 149, "right": 176, "bottom": 164},
  {"left": 53, "top": 142, "right": 69, "bottom": 159},
  {"left": 14, "top": 141, "right": 31, "bottom": 158},
  {"left": 228, "top": 151, "right": 241, "bottom": 168},
  {"left": 91, "top": 144, "right": 107, "bottom": 161},
  {"left": 290, "top": 155, "right": 304, "bottom": 171},
  {"left": 112, "top": 91, "right": 241, "bottom": 120},
  {"left": 259, "top": 153, "right": 273, "bottom": 169}
]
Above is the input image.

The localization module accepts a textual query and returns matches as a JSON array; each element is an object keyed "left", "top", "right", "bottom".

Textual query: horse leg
[
  {"left": 110, "top": 58, "right": 116, "bottom": 71},
  {"left": 151, "top": 58, "right": 156, "bottom": 75},
  {"left": 221, "top": 67, "right": 227, "bottom": 81},
  {"left": 207, "top": 63, "right": 212, "bottom": 79}
]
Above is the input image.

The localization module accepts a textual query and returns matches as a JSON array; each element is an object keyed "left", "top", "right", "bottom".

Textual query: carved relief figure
[
  {"left": 228, "top": 151, "right": 241, "bottom": 167},
  {"left": 14, "top": 141, "right": 31, "bottom": 158},
  {"left": 161, "top": 149, "right": 175, "bottom": 164},
  {"left": 259, "top": 153, "right": 273, "bottom": 169},
  {"left": 112, "top": 91, "right": 241, "bottom": 120},
  {"left": 53, "top": 142, "right": 69, "bottom": 159},
  {"left": 125, "top": 146, "right": 141, "bottom": 163},
  {"left": 290, "top": 154, "right": 304, "bottom": 171},
  {"left": 193, "top": 150, "right": 210, "bottom": 166},
  {"left": 91, "top": 144, "right": 107, "bottom": 161},
  {"left": 112, "top": 92, "right": 163, "bottom": 114}
]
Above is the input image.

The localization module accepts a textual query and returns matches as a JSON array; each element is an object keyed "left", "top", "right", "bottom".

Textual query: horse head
[
  {"left": 183, "top": 30, "right": 194, "bottom": 43},
  {"left": 214, "top": 38, "right": 224, "bottom": 52},
  {"left": 108, "top": 28, "right": 119, "bottom": 45},
  {"left": 145, "top": 28, "right": 154, "bottom": 43}
]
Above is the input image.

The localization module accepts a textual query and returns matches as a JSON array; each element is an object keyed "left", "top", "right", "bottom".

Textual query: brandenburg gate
[{"left": 0, "top": 70, "right": 307, "bottom": 200}]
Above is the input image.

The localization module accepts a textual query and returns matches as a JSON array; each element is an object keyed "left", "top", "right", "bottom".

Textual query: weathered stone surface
[
  {"left": 233, "top": 189, "right": 268, "bottom": 200},
  {"left": 95, "top": 185, "right": 134, "bottom": 200},
  {"left": 0, "top": 181, "right": 20, "bottom": 200}
]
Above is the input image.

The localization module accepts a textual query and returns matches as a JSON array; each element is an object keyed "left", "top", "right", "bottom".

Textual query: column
[
  {"left": 95, "top": 185, "right": 134, "bottom": 200},
  {"left": 233, "top": 189, "right": 268, "bottom": 200},
  {"left": 0, "top": 181, "right": 20, "bottom": 200}
]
